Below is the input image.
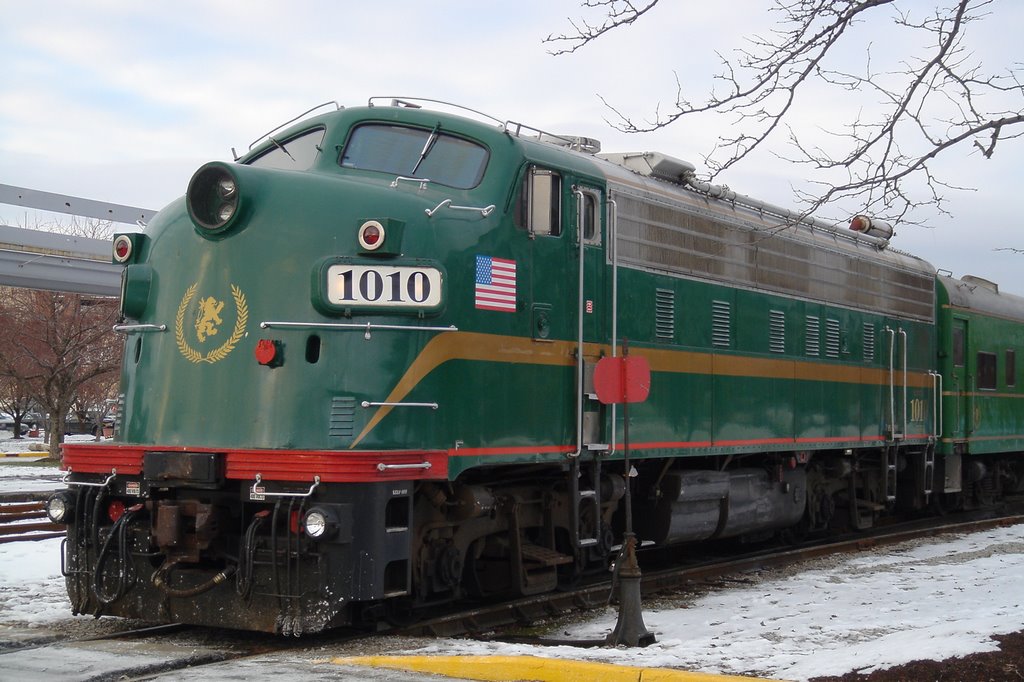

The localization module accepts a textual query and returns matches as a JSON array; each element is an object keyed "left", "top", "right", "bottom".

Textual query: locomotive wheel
[
  {"left": 778, "top": 510, "right": 810, "bottom": 545},
  {"left": 384, "top": 598, "right": 420, "bottom": 627},
  {"left": 463, "top": 536, "right": 512, "bottom": 599}
]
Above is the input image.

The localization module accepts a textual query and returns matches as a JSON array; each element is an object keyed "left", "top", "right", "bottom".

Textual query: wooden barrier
[{"left": 0, "top": 493, "right": 65, "bottom": 543}]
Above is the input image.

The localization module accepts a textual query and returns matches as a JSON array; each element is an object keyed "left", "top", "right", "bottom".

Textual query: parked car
[
  {"left": 0, "top": 412, "right": 29, "bottom": 436},
  {"left": 64, "top": 413, "right": 115, "bottom": 436}
]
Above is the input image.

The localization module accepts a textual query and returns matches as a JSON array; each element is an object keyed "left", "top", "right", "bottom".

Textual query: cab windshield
[
  {"left": 339, "top": 123, "right": 488, "bottom": 189},
  {"left": 247, "top": 128, "right": 326, "bottom": 170}
]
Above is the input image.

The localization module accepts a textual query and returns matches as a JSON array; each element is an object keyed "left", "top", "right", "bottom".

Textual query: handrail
[
  {"left": 608, "top": 196, "right": 619, "bottom": 457},
  {"left": 113, "top": 323, "right": 166, "bottom": 333},
  {"left": 929, "top": 371, "right": 943, "bottom": 438},
  {"left": 425, "top": 199, "right": 495, "bottom": 218},
  {"left": 260, "top": 321, "right": 456, "bottom": 341},
  {"left": 390, "top": 176, "right": 431, "bottom": 190},
  {"left": 885, "top": 326, "right": 896, "bottom": 439},
  {"left": 569, "top": 188, "right": 586, "bottom": 459},
  {"left": 900, "top": 328, "right": 908, "bottom": 439},
  {"left": 368, "top": 97, "right": 505, "bottom": 126},
  {"left": 361, "top": 401, "right": 438, "bottom": 410},
  {"left": 244, "top": 101, "right": 340, "bottom": 152},
  {"left": 377, "top": 462, "right": 432, "bottom": 472},
  {"left": 62, "top": 469, "right": 116, "bottom": 488},
  {"left": 250, "top": 474, "right": 320, "bottom": 500}
]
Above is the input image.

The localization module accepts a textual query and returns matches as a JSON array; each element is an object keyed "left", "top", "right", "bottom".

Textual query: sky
[
  {"left": 2, "top": 440, "right": 1023, "bottom": 680},
  {"left": 1, "top": 1, "right": 1022, "bottom": 292}
]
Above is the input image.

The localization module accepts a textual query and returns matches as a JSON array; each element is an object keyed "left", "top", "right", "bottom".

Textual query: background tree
[
  {"left": 0, "top": 374, "right": 36, "bottom": 439},
  {"left": 70, "top": 373, "right": 119, "bottom": 441},
  {"left": 0, "top": 289, "right": 121, "bottom": 460},
  {"left": 547, "top": 0, "right": 1022, "bottom": 225},
  {"left": 0, "top": 289, "right": 37, "bottom": 439}
]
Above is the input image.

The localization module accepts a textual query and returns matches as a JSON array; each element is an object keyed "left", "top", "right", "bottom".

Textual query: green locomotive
[{"left": 50, "top": 98, "right": 1024, "bottom": 634}]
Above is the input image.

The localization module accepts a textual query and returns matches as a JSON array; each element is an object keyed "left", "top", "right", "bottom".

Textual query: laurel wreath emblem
[{"left": 175, "top": 283, "right": 248, "bottom": 364}]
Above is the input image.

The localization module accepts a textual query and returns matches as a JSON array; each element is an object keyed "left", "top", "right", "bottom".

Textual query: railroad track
[
  {"left": 0, "top": 492, "right": 64, "bottom": 544},
  {"left": 0, "top": 498, "right": 1021, "bottom": 679},
  {"left": 0, "top": 619, "right": 376, "bottom": 680}
]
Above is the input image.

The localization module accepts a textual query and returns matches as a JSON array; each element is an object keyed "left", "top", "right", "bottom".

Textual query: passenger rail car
[{"left": 51, "top": 99, "right": 1024, "bottom": 634}]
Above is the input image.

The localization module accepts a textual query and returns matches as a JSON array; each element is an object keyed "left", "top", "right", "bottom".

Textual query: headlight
[
  {"left": 46, "top": 491, "right": 75, "bottom": 524},
  {"left": 187, "top": 163, "right": 242, "bottom": 234},
  {"left": 303, "top": 507, "right": 337, "bottom": 539}
]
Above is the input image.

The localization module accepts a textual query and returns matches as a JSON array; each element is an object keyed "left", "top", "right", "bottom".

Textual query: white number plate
[{"left": 326, "top": 265, "right": 443, "bottom": 308}]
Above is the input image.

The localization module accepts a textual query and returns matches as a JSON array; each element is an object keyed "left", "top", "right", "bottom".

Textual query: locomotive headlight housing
[
  {"left": 303, "top": 507, "right": 338, "bottom": 540},
  {"left": 187, "top": 162, "right": 243, "bottom": 234},
  {"left": 46, "top": 491, "right": 75, "bottom": 524}
]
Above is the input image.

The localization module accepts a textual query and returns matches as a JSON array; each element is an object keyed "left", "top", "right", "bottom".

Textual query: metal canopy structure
[
  {"left": 0, "top": 183, "right": 158, "bottom": 296},
  {"left": 0, "top": 224, "right": 123, "bottom": 296}
]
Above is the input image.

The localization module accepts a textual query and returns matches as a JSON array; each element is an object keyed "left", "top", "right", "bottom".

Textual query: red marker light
[
  {"left": 113, "top": 235, "right": 133, "bottom": 262},
  {"left": 107, "top": 499, "right": 126, "bottom": 523},
  {"left": 255, "top": 339, "right": 279, "bottom": 366},
  {"left": 358, "top": 220, "right": 386, "bottom": 251}
]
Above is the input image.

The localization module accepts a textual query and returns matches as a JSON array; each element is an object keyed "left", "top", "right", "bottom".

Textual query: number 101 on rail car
[{"left": 324, "top": 262, "right": 445, "bottom": 311}]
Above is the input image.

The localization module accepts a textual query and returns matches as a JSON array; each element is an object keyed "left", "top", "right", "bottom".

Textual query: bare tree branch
[
  {"left": 545, "top": 1, "right": 660, "bottom": 55},
  {"left": 547, "top": 0, "right": 1024, "bottom": 224}
]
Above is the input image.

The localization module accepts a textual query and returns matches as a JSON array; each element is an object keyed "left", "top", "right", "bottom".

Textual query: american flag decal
[{"left": 474, "top": 255, "right": 517, "bottom": 312}]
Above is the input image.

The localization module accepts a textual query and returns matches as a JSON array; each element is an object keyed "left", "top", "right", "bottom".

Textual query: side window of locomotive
[
  {"left": 248, "top": 127, "right": 326, "bottom": 170},
  {"left": 515, "top": 167, "right": 562, "bottom": 236},
  {"left": 580, "top": 190, "right": 601, "bottom": 245},
  {"left": 339, "top": 124, "right": 488, "bottom": 189},
  {"left": 952, "top": 327, "right": 965, "bottom": 367},
  {"left": 977, "top": 352, "right": 997, "bottom": 391}
]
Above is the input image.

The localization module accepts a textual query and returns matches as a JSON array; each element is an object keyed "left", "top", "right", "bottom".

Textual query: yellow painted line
[
  {"left": 351, "top": 331, "right": 936, "bottom": 447},
  {"left": 941, "top": 391, "right": 1024, "bottom": 399},
  {"left": 350, "top": 332, "right": 575, "bottom": 447},
  {"left": 329, "top": 655, "right": 782, "bottom": 682}
]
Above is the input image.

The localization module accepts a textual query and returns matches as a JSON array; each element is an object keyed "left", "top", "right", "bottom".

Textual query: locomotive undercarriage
[
  {"left": 60, "top": 476, "right": 416, "bottom": 635},
  {"left": 57, "top": 444, "right": 1016, "bottom": 634},
  {"left": 411, "top": 466, "right": 626, "bottom": 604}
]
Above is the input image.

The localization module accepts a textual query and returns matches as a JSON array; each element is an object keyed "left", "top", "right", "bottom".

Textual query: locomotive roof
[
  {"left": 938, "top": 274, "right": 1024, "bottom": 323},
  {"left": 589, "top": 153, "right": 935, "bottom": 277},
  {"left": 241, "top": 100, "right": 939, "bottom": 322}
]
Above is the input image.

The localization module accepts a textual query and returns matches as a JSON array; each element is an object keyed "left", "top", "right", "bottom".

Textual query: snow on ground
[
  {"left": 395, "top": 524, "right": 1024, "bottom": 680},
  {"left": 2, "top": 444, "right": 1023, "bottom": 681},
  {"left": 0, "top": 538, "right": 71, "bottom": 625},
  {"left": 0, "top": 431, "right": 89, "bottom": 492}
]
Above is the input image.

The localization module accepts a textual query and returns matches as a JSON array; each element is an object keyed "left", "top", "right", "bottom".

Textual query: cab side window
[
  {"left": 514, "top": 167, "right": 561, "bottom": 236},
  {"left": 952, "top": 327, "right": 965, "bottom": 367},
  {"left": 579, "top": 189, "right": 601, "bottom": 245},
  {"left": 978, "top": 352, "right": 997, "bottom": 391}
]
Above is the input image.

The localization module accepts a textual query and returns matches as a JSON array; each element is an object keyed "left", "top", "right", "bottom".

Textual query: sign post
[{"left": 593, "top": 341, "right": 655, "bottom": 647}]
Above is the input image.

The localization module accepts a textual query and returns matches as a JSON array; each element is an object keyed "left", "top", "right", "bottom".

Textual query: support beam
[
  {"left": 0, "top": 183, "right": 156, "bottom": 226},
  {"left": 0, "top": 224, "right": 122, "bottom": 296}
]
